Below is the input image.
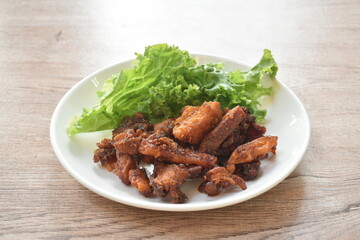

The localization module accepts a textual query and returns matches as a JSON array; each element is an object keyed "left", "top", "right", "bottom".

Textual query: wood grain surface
[{"left": 1, "top": 0, "right": 360, "bottom": 239}]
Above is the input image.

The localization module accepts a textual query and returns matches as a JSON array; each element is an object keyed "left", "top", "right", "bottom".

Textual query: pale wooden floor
[{"left": 1, "top": 0, "right": 359, "bottom": 239}]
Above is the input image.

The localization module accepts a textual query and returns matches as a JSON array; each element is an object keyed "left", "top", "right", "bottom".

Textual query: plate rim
[{"left": 50, "top": 53, "right": 311, "bottom": 212}]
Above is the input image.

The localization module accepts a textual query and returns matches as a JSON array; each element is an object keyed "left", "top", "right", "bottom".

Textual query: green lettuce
[{"left": 67, "top": 44, "right": 277, "bottom": 136}]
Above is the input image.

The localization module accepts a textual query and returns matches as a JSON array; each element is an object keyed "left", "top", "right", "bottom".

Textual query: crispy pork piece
[
  {"left": 112, "top": 113, "right": 153, "bottom": 137},
  {"left": 114, "top": 152, "right": 138, "bottom": 185},
  {"left": 173, "top": 102, "right": 222, "bottom": 144},
  {"left": 245, "top": 123, "right": 267, "bottom": 142},
  {"left": 129, "top": 169, "right": 154, "bottom": 197},
  {"left": 139, "top": 154, "right": 155, "bottom": 164},
  {"left": 234, "top": 160, "right": 261, "bottom": 180},
  {"left": 93, "top": 138, "right": 117, "bottom": 171},
  {"left": 216, "top": 106, "right": 258, "bottom": 158},
  {"left": 154, "top": 119, "right": 175, "bottom": 137},
  {"left": 139, "top": 135, "right": 217, "bottom": 168},
  {"left": 226, "top": 136, "right": 278, "bottom": 173},
  {"left": 175, "top": 106, "right": 200, "bottom": 123},
  {"left": 113, "top": 129, "right": 146, "bottom": 155},
  {"left": 199, "top": 106, "right": 246, "bottom": 154},
  {"left": 94, "top": 102, "right": 278, "bottom": 203},
  {"left": 185, "top": 165, "right": 203, "bottom": 179},
  {"left": 198, "top": 167, "right": 247, "bottom": 196},
  {"left": 216, "top": 125, "right": 246, "bottom": 159},
  {"left": 150, "top": 162, "right": 190, "bottom": 203}
]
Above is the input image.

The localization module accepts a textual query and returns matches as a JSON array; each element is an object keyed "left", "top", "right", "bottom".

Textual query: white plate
[{"left": 50, "top": 54, "right": 310, "bottom": 212}]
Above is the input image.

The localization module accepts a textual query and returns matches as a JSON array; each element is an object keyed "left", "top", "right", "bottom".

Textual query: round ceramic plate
[{"left": 50, "top": 54, "right": 310, "bottom": 211}]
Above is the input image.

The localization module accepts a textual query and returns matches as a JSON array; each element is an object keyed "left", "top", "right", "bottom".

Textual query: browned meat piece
[
  {"left": 139, "top": 155, "right": 155, "bottom": 164},
  {"left": 94, "top": 103, "right": 279, "bottom": 203},
  {"left": 217, "top": 125, "right": 246, "bottom": 159},
  {"left": 245, "top": 123, "right": 267, "bottom": 142},
  {"left": 114, "top": 152, "right": 138, "bottom": 185},
  {"left": 184, "top": 165, "right": 203, "bottom": 179},
  {"left": 175, "top": 106, "right": 200, "bottom": 123},
  {"left": 175, "top": 139, "right": 194, "bottom": 150},
  {"left": 112, "top": 113, "right": 153, "bottom": 137},
  {"left": 234, "top": 160, "right": 261, "bottom": 180},
  {"left": 154, "top": 119, "right": 175, "bottom": 137},
  {"left": 139, "top": 135, "right": 217, "bottom": 168},
  {"left": 199, "top": 106, "right": 246, "bottom": 154},
  {"left": 129, "top": 169, "right": 154, "bottom": 197},
  {"left": 150, "top": 162, "right": 190, "bottom": 203},
  {"left": 198, "top": 167, "right": 247, "bottom": 196},
  {"left": 226, "top": 136, "right": 278, "bottom": 173},
  {"left": 241, "top": 106, "right": 256, "bottom": 122},
  {"left": 216, "top": 106, "right": 258, "bottom": 158},
  {"left": 113, "top": 129, "right": 147, "bottom": 155},
  {"left": 173, "top": 102, "right": 222, "bottom": 144},
  {"left": 131, "top": 154, "right": 143, "bottom": 164},
  {"left": 93, "top": 138, "right": 117, "bottom": 171}
]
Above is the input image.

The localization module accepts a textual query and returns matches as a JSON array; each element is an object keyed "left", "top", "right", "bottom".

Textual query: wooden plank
[{"left": 1, "top": 0, "right": 359, "bottom": 239}]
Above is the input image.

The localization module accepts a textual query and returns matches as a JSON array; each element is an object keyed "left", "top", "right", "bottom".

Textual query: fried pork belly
[
  {"left": 199, "top": 106, "right": 246, "bottom": 154},
  {"left": 93, "top": 102, "right": 278, "bottom": 203},
  {"left": 93, "top": 138, "right": 117, "bottom": 171},
  {"left": 245, "top": 123, "right": 267, "bottom": 142},
  {"left": 139, "top": 135, "right": 217, "bottom": 168},
  {"left": 226, "top": 136, "right": 278, "bottom": 173},
  {"left": 139, "top": 154, "right": 155, "bottom": 164},
  {"left": 216, "top": 125, "right": 246, "bottom": 159},
  {"left": 150, "top": 162, "right": 190, "bottom": 203},
  {"left": 198, "top": 167, "right": 247, "bottom": 196},
  {"left": 129, "top": 169, "right": 154, "bottom": 197},
  {"left": 113, "top": 129, "right": 147, "bottom": 155},
  {"left": 216, "top": 106, "right": 256, "bottom": 158},
  {"left": 154, "top": 119, "right": 175, "bottom": 137},
  {"left": 173, "top": 102, "right": 222, "bottom": 144},
  {"left": 185, "top": 165, "right": 203, "bottom": 179},
  {"left": 175, "top": 106, "right": 200, "bottom": 123},
  {"left": 114, "top": 152, "right": 138, "bottom": 185},
  {"left": 112, "top": 113, "right": 153, "bottom": 137},
  {"left": 234, "top": 160, "right": 261, "bottom": 180}
]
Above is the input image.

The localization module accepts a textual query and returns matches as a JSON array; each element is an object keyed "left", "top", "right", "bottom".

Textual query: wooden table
[{"left": 1, "top": 0, "right": 359, "bottom": 239}]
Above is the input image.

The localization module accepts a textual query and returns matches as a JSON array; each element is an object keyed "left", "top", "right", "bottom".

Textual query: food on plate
[
  {"left": 150, "top": 161, "right": 193, "bottom": 203},
  {"left": 70, "top": 44, "right": 280, "bottom": 203},
  {"left": 198, "top": 167, "right": 247, "bottom": 196},
  {"left": 93, "top": 102, "right": 278, "bottom": 203},
  {"left": 154, "top": 119, "right": 175, "bottom": 137},
  {"left": 67, "top": 43, "right": 278, "bottom": 136},
  {"left": 138, "top": 134, "right": 217, "bottom": 168},
  {"left": 199, "top": 106, "right": 246, "bottom": 154},
  {"left": 128, "top": 169, "right": 154, "bottom": 197},
  {"left": 112, "top": 113, "right": 153, "bottom": 138},
  {"left": 234, "top": 160, "right": 261, "bottom": 180},
  {"left": 93, "top": 138, "right": 117, "bottom": 171},
  {"left": 173, "top": 101, "right": 222, "bottom": 144},
  {"left": 114, "top": 153, "right": 137, "bottom": 185},
  {"left": 226, "top": 136, "right": 278, "bottom": 173}
]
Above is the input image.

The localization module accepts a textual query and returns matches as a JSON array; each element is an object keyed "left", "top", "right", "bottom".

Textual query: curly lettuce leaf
[
  {"left": 182, "top": 49, "right": 277, "bottom": 122},
  {"left": 230, "top": 49, "right": 278, "bottom": 120},
  {"left": 67, "top": 44, "right": 196, "bottom": 135},
  {"left": 67, "top": 45, "right": 278, "bottom": 136}
]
